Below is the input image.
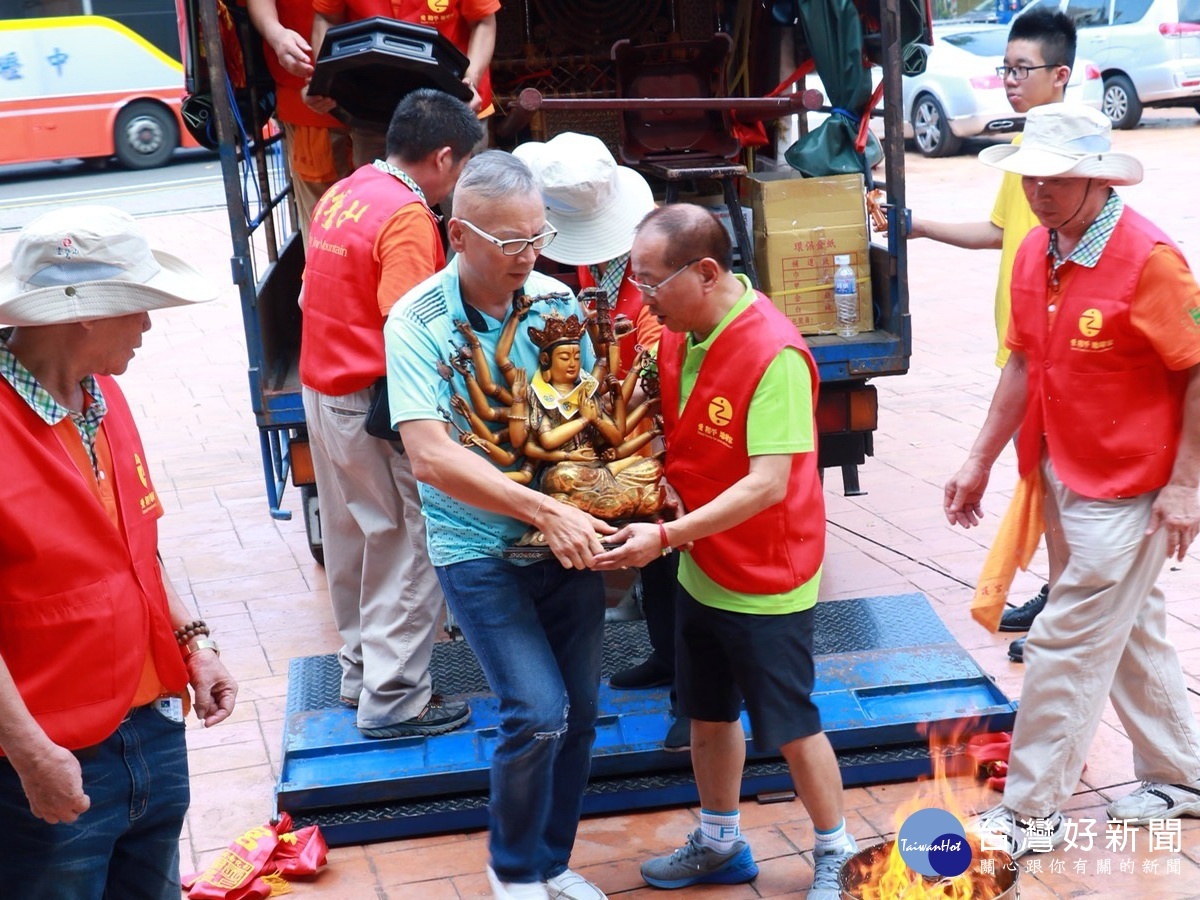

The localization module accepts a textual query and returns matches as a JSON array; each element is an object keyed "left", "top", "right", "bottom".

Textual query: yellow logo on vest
[
  {"left": 1078, "top": 308, "right": 1103, "bottom": 337},
  {"left": 427, "top": 0, "right": 449, "bottom": 12},
  {"left": 1071, "top": 307, "right": 1114, "bottom": 353},
  {"left": 698, "top": 397, "right": 735, "bottom": 449},
  {"left": 708, "top": 397, "right": 733, "bottom": 427},
  {"left": 133, "top": 453, "right": 158, "bottom": 514}
]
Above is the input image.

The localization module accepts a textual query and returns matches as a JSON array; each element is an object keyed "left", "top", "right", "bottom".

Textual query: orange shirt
[
  {"left": 375, "top": 202, "right": 443, "bottom": 315},
  {"left": 1008, "top": 244, "right": 1200, "bottom": 372}
]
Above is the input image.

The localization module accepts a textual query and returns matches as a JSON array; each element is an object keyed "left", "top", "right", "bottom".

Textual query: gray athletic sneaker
[
  {"left": 640, "top": 829, "right": 759, "bottom": 889},
  {"left": 808, "top": 836, "right": 858, "bottom": 900}
]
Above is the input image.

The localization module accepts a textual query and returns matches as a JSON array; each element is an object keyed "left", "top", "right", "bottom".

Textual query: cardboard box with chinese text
[{"left": 749, "top": 172, "right": 873, "bottom": 335}]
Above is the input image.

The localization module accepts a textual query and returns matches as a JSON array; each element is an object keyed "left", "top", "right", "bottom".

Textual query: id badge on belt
[{"left": 154, "top": 695, "right": 185, "bottom": 723}]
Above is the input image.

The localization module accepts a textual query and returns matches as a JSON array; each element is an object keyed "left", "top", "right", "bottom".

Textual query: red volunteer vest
[
  {"left": 0, "top": 376, "right": 188, "bottom": 751},
  {"left": 299, "top": 164, "right": 439, "bottom": 395},
  {"left": 336, "top": 0, "right": 494, "bottom": 109},
  {"left": 578, "top": 262, "right": 644, "bottom": 376},
  {"left": 266, "top": 0, "right": 343, "bottom": 129},
  {"left": 1011, "top": 206, "right": 1186, "bottom": 499},
  {"left": 659, "top": 293, "right": 825, "bottom": 594}
]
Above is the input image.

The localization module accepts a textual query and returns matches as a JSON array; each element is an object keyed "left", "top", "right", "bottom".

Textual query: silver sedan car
[{"left": 903, "top": 26, "right": 1104, "bottom": 156}]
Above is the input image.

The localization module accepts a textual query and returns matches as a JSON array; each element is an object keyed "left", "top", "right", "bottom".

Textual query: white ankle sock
[
  {"left": 814, "top": 819, "right": 850, "bottom": 855},
  {"left": 699, "top": 809, "right": 741, "bottom": 852}
]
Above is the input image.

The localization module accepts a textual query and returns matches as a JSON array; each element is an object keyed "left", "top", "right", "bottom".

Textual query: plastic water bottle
[{"left": 833, "top": 254, "right": 858, "bottom": 338}]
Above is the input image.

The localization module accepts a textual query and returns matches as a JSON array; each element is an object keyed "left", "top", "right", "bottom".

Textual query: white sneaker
[
  {"left": 487, "top": 865, "right": 549, "bottom": 900},
  {"left": 1107, "top": 781, "right": 1200, "bottom": 825},
  {"left": 808, "top": 835, "right": 858, "bottom": 900},
  {"left": 546, "top": 868, "right": 608, "bottom": 899}
]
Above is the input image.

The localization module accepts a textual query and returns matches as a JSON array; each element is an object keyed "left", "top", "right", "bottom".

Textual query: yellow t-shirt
[{"left": 990, "top": 134, "right": 1040, "bottom": 369}]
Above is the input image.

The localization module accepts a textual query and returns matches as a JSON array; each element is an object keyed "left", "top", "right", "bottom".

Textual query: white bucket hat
[
  {"left": 979, "top": 103, "right": 1142, "bottom": 186},
  {"left": 0, "top": 206, "right": 216, "bottom": 326},
  {"left": 513, "top": 133, "right": 655, "bottom": 266}
]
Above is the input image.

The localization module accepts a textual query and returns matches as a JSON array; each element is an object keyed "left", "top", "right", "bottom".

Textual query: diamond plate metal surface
[
  {"left": 278, "top": 593, "right": 1017, "bottom": 838},
  {"left": 290, "top": 742, "right": 941, "bottom": 846},
  {"left": 287, "top": 592, "right": 944, "bottom": 712}
]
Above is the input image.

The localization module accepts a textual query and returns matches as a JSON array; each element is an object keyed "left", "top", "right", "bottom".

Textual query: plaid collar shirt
[
  {"left": 1048, "top": 190, "right": 1123, "bottom": 281},
  {"left": 0, "top": 337, "right": 107, "bottom": 473}
]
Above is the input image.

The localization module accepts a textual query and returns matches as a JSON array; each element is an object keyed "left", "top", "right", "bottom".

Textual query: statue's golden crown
[{"left": 528, "top": 314, "right": 586, "bottom": 351}]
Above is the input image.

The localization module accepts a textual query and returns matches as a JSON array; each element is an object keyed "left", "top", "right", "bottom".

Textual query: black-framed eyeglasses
[
  {"left": 459, "top": 219, "right": 558, "bottom": 256},
  {"left": 996, "top": 64, "right": 1058, "bottom": 81},
  {"left": 628, "top": 259, "right": 701, "bottom": 298}
]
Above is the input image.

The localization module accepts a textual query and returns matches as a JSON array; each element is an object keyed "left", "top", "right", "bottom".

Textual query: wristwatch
[{"left": 184, "top": 637, "right": 220, "bottom": 659}]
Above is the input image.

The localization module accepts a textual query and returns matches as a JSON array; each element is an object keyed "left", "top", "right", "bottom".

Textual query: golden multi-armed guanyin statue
[{"left": 442, "top": 289, "right": 665, "bottom": 527}]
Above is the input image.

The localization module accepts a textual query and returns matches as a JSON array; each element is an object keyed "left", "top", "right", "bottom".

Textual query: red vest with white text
[
  {"left": 1011, "top": 206, "right": 1185, "bottom": 499},
  {"left": 659, "top": 293, "right": 825, "bottom": 594},
  {"left": 0, "top": 376, "right": 188, "bottom": 751},
  {"left": 299, "top": 164, "right": 439, "bottom": 395}
]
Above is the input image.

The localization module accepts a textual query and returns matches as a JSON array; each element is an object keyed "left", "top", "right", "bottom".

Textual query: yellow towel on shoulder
[{"left": 971, "top": 467, "right": 1045, "bottom": 632}]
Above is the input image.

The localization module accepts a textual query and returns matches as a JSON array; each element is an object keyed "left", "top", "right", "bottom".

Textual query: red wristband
[{"left": 657, "top": 521, "right": 671, "bottom": 554}]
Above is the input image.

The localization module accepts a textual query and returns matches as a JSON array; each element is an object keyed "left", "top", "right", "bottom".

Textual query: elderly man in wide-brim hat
[
  {"left": 0, "top": 206, "right": 237, "bottom": 898},
  {"left": 944, "top": 103, "right": 1200, "bottom": 859}
]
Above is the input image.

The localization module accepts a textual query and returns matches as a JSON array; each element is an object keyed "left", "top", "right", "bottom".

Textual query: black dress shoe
[
  {"left": 609, "top": 657, "right": 673, "bottom": 689},
  {"left": 999, "top": 584, "right": 1049, "bottom": 632},
  {"left": 664, "top": 715, "right": 691, "bottom": 752},
  {"left": 1008, "top": 636, "right": 1026, "bottom": 663}
]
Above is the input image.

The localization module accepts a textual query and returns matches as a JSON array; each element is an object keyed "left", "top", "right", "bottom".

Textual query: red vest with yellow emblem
[
  {"left": 1011, "top": 206, "right": 1185, "bottom": 499},
  {"left": 300, "top": 164, "right": 439, "bottom": 395},
  {"left": 659, "top": 293, "right": 824, "bottom": 594},
  {"left": 0, "top": 375, "right": 188, "bottom": 751}
]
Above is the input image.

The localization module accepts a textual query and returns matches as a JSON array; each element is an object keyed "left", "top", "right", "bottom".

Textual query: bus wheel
[{"left": 114, "top": 101, "right": 178, "bottom": 169}]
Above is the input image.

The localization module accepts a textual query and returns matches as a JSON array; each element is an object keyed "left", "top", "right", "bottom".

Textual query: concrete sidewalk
[{"left": 4, "top": 109, "right": 1199, "bottom": 898}]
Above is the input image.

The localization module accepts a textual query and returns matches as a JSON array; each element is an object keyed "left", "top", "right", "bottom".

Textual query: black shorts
[{"left": 675, "top": 585, "right": 822, "bottom": 753}]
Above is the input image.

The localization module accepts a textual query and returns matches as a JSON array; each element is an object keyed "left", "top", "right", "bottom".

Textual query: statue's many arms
[{"left": 442, "top": 290, "right": 665, "bottom": 522}]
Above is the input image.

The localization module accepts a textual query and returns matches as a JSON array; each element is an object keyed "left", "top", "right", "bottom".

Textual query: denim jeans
[
  {"left": 0, "top": 703, "right": 190, "bottom": 899},
  {"left": 437, "top": 558, "right": 605, "bottom": 885}
]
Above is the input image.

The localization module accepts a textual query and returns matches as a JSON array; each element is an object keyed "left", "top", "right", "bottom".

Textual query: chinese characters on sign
[{"left": 977, "top": 817, "right": 1183, "bottom": 878}]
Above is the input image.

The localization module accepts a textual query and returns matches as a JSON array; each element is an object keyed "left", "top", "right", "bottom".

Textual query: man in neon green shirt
[
  {"left": 594, "top": 204, "right": 857, "bottom": 899},
  {"left": 910, "top": 9, "right": 1077, "bottom": 646}
]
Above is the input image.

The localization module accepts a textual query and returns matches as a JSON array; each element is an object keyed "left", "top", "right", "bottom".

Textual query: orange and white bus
[{"left": 0, "top": 0, "right": 199, "bottom": 168}]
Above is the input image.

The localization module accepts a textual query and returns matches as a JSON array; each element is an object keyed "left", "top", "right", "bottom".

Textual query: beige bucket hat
[
  {"left": 979, "top": 103, "right": 1142, "bottom": 186},
  {"left": 0, "top": 206, "right": 216, "bottom": 326}
]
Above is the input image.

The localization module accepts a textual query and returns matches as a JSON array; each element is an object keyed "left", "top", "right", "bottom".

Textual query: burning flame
[
  {"left": 844, "top": 834, "right": 1005, "bottom": 900},
  {"left": 841, "top": 721, "right": 1012, "bottom": 900}
]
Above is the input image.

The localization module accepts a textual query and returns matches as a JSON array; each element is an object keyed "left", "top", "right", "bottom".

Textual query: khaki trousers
[
  {"left": 302, "top": 385, "right": 445, "bottom": 730},
  {"left": 1003, "top": 456, "right": 1200, "bottom": 817}
]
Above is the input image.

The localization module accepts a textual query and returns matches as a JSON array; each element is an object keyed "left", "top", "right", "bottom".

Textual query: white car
[
  {"left": 1014, "top": 0, "right": 1200, "bottom": 129},
  {"left": 902, "top": 25, "right": 1105, "bottom": 156}
]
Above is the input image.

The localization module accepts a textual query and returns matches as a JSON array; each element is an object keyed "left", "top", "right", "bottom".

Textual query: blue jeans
[
  {"left": 437, "top": 558, "right": 605, "bottom": 885},
  {"left": 0, "top": 703, "right": 190, "bottom": 899}
]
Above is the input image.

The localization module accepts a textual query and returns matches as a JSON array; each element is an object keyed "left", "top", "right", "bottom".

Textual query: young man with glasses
[
  {"left": 384, "top": 150, "right": 613, "bottom": 900},
  {"left": 594, "top": 204, "right": 858, "bottom": 899},
  {"left": 911, "top": 8, "right": 1077, "bottom": 649},
  {"left": 299, "top": 89, "right": 482, "bottom": 740}
]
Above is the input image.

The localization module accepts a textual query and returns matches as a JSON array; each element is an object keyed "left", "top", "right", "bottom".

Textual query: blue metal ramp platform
[{"left": 278, "top": 593, "right": 1017, "bottom": 845}]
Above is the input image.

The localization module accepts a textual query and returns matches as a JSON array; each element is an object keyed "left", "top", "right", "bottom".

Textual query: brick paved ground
[{"left": 4, "top": 110, "right": 1199, "bottom": 898}]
